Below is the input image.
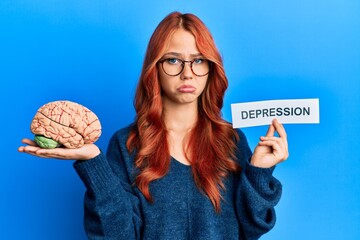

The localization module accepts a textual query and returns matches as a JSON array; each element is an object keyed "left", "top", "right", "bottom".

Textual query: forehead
[{"left": 165, "top": 29, "right": 200, "bottom": 56}]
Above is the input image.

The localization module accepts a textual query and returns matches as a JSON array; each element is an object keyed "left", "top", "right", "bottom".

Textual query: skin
[
  {"left": 18, "top": 28, "right": 288, "bottom": 168},
  {"left": 160, "top": 29, "right": 209, "bottom": 165},
  {"left": 159, "top": 30, "right": 208, "bottom": 106}
]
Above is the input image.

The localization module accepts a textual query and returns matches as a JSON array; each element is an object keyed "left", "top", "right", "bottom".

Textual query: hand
[
  {"left": 18, "top": 138, "right": 101, "bottom": 161},
  {"left": 250, "top": 119, "right": 289, "bottom": 168}
]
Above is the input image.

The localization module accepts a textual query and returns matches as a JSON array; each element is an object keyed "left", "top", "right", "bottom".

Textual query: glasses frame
[{"left": 158, "top": 58, "right": 211, "bottom": 77}]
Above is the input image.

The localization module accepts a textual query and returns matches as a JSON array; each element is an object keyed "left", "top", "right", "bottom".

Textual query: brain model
[{"left": 30, "top": 100, "right": 101, "bottom": 149}]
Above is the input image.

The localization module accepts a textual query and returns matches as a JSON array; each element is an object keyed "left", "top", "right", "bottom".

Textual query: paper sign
[{"left": 231, "top": 99, "right": 320, "bottom": 128}]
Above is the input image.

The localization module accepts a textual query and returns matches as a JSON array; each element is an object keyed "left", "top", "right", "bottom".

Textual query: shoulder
[
  {"left": 111, "top": 124, "right": 134, "bottom": 141},
  {"left": 107, "top": 124, "right": 135, "bottom": 149},
  {"left": 106, "top": 124, "right": 138, "bottom": 181},
  {"left": 106, "top": 124, "right": 136, "bottom": 162}
]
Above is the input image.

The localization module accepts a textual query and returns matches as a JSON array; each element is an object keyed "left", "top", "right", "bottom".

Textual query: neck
[{"left": 163, "top": 100, "right": 199, "bottom": 132}]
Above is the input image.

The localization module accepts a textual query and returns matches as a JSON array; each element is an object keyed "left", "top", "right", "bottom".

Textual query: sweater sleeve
[
  {"left": 73, "top": 130, "right": 143, "bottom": 240},
  {"left": 235, "top": 129, "right": 282, "bottom": 240}
]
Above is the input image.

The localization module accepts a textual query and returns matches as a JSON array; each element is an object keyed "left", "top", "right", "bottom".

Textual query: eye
[
  {"left": 193, "top": 58, "right": 204, "bottom": 64},
  {"left": 166, "top": 58, "right": 181, "bottom": 65}
]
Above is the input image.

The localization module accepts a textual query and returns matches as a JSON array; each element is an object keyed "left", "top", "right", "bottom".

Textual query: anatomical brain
[{"left": 30, "top": 100, "right": 102, "bottom": 148}]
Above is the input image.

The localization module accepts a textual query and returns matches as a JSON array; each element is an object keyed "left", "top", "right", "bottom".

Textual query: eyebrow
[{"left": 163, "top": 52, "right": 204, "bottom": 58}]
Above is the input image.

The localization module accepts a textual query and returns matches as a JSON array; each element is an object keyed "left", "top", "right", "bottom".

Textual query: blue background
[{"left": 1, "top": 0, "right": 359, "bottom": 239}]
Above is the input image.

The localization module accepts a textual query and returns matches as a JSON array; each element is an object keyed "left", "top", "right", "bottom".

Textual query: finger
[
  {"left": 35, "top": 148, "right": 66, "bottom": 158},
  {"left": 260, "top": 136, "right": 287, "bottom": 155},
  {"left": 257, "top": 140, "right": 281, "bottom": 153},
  {"left": 265, "top": 122, "right": 275, "bottom": 137},
  {"left": 260, "top": 136, "right": 285, "bottom": 145},
  {"left": 18, "top": 146, "right": 25, "bottom": 152},
  {"left": 18, "top": 145, "right": 51, "bottom": 158},
  {"left": 259, "top": 131, "right": 289, "bottom": 158},
  {"left": 272, "top": 119, "right": 288, "bottom": 152},
  {"left": 29, "top": 153, "right": 52, "bottom": 158},
  {"left": 21, "top": 138, "right": 38, "bottom": 147},
  {"left": 258, "top": 140, "right": 288, "bottom": 161},
  {"left": 35, "top": 148, "right": 77, "bottom": 160},
  {"left": 18, "top": 143, "right": 74, "bottom": 159},
  {"left": 23, "top": 145, "right": 41, "bottom": 153},
  {"left": 260, "top": 136, "right": 286, "bottom": 145},
  {"left": 273, "top": 119, "right": 287, "bottom": 138}
]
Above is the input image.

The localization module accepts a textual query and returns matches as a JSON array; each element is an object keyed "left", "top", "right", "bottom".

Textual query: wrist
[
  {"left": 78, "top": 145, "right": 101, "bottom": 160},
  {"left": 250, "top": 157, "right": 274, "bottom": 168},
  {"left": 87, "top": 148, "right": 101, "bottom": 160}
]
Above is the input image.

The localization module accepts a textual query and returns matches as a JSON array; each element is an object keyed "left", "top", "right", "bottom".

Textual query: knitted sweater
[{"left": 73, "top": 126, "right": 282, "bottom": 240}]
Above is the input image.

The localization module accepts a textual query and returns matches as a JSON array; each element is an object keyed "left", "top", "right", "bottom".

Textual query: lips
[{"left": 178, "top": 85, "right": 196, "bottom": 93}]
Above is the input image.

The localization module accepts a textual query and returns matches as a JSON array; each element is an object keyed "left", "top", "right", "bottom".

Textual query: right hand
[{"left": 18, "top": 138, "right": 101, "bottom": 161}]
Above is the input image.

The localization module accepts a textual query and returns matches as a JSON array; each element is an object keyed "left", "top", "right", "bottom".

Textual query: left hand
[
  {"left": 18, "top": 138, "right": 100, "bottom": 160},
  {"left": 250, "top": 119, "right": 289, "bottom": 168}
]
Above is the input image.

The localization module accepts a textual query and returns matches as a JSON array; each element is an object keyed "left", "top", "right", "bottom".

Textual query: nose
[{"left": 180, "top": 62, "right": 193, "bottom": 80}]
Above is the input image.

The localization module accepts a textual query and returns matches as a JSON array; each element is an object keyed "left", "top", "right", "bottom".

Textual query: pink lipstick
[{"left": 178, "top": 85, "right": 196, "bottom": 93}]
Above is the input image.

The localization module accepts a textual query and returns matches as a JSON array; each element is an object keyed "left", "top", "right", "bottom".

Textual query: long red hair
[{"left": 126, "top": 12, "right": 241, "bottom": 212}]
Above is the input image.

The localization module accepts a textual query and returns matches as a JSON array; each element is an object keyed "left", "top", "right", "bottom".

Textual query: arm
[
  {"left": 235, "top": 120, "right": 287, "bottom": 239},
  {"left": 18, "top": 129, "right": 143, "bottom": 239},
  {"left": 236, "top": 160, "right": 282, "bottom": 239},
  {"left": 73, "top": 132, "right": 143, "bottom": 239}
]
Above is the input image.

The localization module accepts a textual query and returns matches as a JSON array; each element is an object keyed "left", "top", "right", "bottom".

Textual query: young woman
[{"left": 19, "top": 12, "right": 289, "bottom": 239}]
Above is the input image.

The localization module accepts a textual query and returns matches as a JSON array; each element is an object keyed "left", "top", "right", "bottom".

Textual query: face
[{"left": 158, "top": 29, "right": 209, "bottom": 107}]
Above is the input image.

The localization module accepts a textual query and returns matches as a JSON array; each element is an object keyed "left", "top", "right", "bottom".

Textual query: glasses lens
[
  {"left": 192, "top": 59, "right": 210, "bottom": 76},
  {"left": 162, "top": 58, "right": 183, "bottom": 76}
]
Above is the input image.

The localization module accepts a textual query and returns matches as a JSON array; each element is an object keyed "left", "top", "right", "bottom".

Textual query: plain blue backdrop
[{"left": 1, "top": 0, "right": 359, "bottom": 239}]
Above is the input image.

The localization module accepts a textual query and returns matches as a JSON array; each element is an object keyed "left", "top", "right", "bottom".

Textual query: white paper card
[{"left": 231, "top": 98, "right": 320, "bottom": 128}]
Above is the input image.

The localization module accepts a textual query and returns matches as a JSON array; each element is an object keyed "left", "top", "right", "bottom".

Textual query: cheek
[
  {"left": 198, "top": 77, "right": 208, "bottom": 92},
  {"left": 159, "top": 73, "right": 172, "bottom": 93},
  {"left": 158, "top": 71, "right": 167, "bottom": 88}
]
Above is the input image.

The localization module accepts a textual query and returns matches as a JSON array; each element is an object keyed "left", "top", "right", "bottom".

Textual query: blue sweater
[{"left": 73, "top": 126, "right": 282, "bottom": 240}]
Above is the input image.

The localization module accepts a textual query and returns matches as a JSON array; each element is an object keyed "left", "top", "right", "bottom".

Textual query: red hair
[{"left": 126, "top": 12, "right": 241, "bottom": 212}]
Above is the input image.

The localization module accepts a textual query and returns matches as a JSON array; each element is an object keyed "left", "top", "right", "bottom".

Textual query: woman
[{"left": 19, "top": 12, "right": 289, "bottom": 239}]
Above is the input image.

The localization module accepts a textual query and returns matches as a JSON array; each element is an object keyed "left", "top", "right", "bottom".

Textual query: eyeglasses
[{"left": 158, "top": 57, "right": 210, "bottom": 77}]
